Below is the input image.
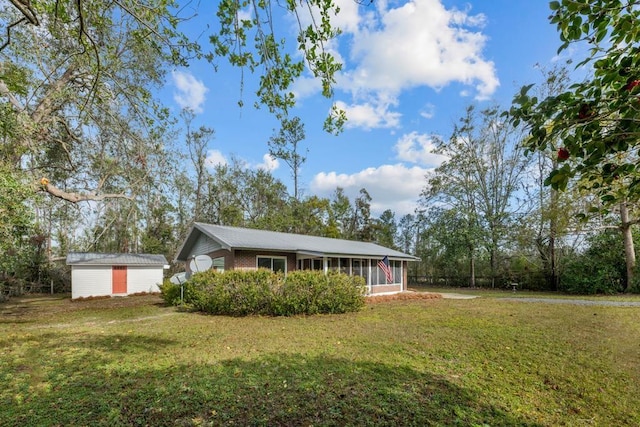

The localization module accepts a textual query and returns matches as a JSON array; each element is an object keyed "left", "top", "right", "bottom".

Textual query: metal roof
[
  {"left": 66, "top": 252, "right": 168, "bottom": 266},
  {"left": 175, "top": 223, "right": 419, "bottom": 261}
]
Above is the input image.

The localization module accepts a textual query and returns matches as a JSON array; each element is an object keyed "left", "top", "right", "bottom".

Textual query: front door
[{"left": 112, "top": 266, "right": 127, "bottom": 294}]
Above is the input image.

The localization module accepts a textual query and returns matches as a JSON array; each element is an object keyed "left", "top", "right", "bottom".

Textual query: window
[
  {"left": 352, "top": 259, "right": 361, "bottom": 277},
  {"left": 213, "top": 257, "right": 225, "bottom": 272},
  {"left": 393, "top": 261, "right": 402, "bottom": 284},
  {"left": 374, "top": 259, "right": 402, "bottom": 285},
  {"left": 257, "top": 256, "right": 286, "bottom": 273},
  {"left": 340, "top": 258, "right": 350, "bottom": 274},
  {"left": 299, "top": 258, "right": 322, "bottom": 270}
]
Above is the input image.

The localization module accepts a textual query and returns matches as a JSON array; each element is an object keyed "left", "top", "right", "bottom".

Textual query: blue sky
[{"left": 159, "top": 0, "right": 567, "bottom": 217}]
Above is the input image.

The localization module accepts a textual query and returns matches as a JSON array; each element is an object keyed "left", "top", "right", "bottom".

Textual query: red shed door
[{"left": 112, "top": 266, "right": 127, "bottom": 294}]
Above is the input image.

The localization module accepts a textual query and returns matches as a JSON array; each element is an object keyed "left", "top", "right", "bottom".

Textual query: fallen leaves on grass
[{"left": 366, "top": 292, "right": 442, "bottom": 304}]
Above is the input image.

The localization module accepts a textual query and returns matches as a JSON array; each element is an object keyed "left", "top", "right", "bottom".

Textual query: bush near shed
[{"left": 160, "top": 270, "right": 366, "bottom": 316}]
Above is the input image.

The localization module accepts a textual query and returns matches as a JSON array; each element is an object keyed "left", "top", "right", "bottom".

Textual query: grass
[
  {"left": 1, "top": 293, "right": 640, "bottom": 426},
  {"left": 410, "top": 285, "right": 640, "bottom": 301}
]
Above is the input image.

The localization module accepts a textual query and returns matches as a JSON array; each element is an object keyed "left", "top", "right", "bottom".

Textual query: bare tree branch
[
  {"left": 41, "top": 181, "right": 134, "bottom": 203},
  {"left": 0, "top": 0, "right": 39, "bottom": 51},
  {"left": 0, "top": 77, "right": 24, "bottom": 111},
  {"left": 8, "top": 0, "right": 38, "bottom": 25}
]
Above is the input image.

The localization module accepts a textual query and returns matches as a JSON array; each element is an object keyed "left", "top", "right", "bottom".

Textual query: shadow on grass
[{"left": 2, "top": 346, "right": 541, "bottom": 427}]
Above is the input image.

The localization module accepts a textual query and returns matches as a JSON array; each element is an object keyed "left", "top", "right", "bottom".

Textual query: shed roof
[
  {"left": 175, "top": 223, "right": 419, "bottom": 262},
  {"left": 66, "top": 252, "right": 168, "bottom": 266}
]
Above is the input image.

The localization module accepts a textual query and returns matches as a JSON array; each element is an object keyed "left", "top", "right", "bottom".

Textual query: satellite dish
[
  {"left": 189, "top": 254, "right": 213, "bottom": 273},
  {"left": 170, "top": 272, "right": 187, "bottom": 285}
]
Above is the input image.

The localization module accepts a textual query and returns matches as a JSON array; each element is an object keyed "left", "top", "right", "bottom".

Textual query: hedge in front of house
[
  {"left": 160, "top": 269, "right": 366, "bottom": 316},
  {"left": 271, "top": 270, "right": 366, "bottom": 316}
]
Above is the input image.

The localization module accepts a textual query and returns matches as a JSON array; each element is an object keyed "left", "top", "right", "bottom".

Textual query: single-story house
[
  {"left": 66, "top": 252, "right": 169, "bottom": 299},
  {"left": 174, "top": 223, "right": 419, "bottom": 295}
]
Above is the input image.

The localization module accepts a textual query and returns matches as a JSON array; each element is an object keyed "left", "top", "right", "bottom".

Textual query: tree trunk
[
  {"left": 549, "top": 233, "right": 558, "bottom": 291},
  {"left": 620, "top": 202, "right": 636, "bottom": 292},
  {"left": 548, "top": 186, "right": 559, "bottom": 291},
  {"left": 469, "top": 247, "right": 476, "bottom": 287}
]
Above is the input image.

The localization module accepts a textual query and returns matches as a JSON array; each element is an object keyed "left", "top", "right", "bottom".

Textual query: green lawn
[
  {"left": 1, "top": 293, "right": 639, "bottom": 426},
  {"left": 411, "top": 285, "right": 640, "bottom": 301}
]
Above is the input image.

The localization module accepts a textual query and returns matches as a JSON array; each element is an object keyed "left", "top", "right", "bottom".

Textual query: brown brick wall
[
  {"left": 233, "top": 250, "right": 296, "bottom": 272},
  {"left": 370, "top": 284, "right": 403, "bottom": 294}
]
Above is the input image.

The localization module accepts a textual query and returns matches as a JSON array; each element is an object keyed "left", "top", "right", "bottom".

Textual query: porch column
[{"left": 368, "top": 259, "right": 372, "bottom": 294}]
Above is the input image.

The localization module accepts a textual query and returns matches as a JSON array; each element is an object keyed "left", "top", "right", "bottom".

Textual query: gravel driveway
[{"left": 498, "top": 297, "right": 640, "bottom": 307}]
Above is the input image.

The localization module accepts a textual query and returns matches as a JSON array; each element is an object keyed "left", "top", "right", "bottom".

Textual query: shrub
[
  {"left": 270, "top": 270, "right": 366, "bottom": 316},
  {"left": 163, "top": 270, "right": 366, "bottom": 316},
  {"left": 159, "top": 279, "right": 182, "bottom": 306},
  {"left": 197, "top": 269, "right": 274, "bottom": 316},
  {"left": 559, "top": 230, "right": 625, "bottom": 294}
]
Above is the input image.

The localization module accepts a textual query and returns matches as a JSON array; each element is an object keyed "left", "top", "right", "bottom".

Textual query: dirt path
[{"left": 0, "top": 294, "right": 167, "bottom": 318}]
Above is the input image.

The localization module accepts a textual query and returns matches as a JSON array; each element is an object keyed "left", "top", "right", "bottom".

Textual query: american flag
[{"left": 377, "top": 256, "right": 393, "bottom": 283}]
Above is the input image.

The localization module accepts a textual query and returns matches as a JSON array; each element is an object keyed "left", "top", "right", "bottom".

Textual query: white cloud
[
  {"left": 204, "top": 150, "right": 227, "bottom": 169},
  {"left": 237, "top": 7, "right": 252, "bottom": 22},
  {"left": 344, "top": 0, "right": 499, "bottom": 100},
  {"left": 256, "top": 153, "right": 280, "bottom": 171},
  {"left": 335, "top": 97, "right": 401, "bottom": 130},
  {"left": 292, "top": 76, "right": 322, "bottom": 101},
  {"left": 310, "top": 164, "right": 432, "bottom": 216},
  {"left": 292, "top": 0, "right": 499, "bottom": 130},
  {"left": 394, "top": 132, "right": 448, "bottom": 167},
  {"left": 419, "top": 103, "right": 436, "bottom": 119},
  {"left": 171, "top": 70, "right": 208, "bottom": 113}
]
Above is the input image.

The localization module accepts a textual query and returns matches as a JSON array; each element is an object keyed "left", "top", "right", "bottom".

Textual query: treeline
[
  {"left": 0, "top": 0, "right": 638, "bottom": 296},
  {"left": 3, "top": 98, "right": 639, "bottom": 296}
]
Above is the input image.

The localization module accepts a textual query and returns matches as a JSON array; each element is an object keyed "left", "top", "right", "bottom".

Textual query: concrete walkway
[{"left": 436, "top": 293, "right": 480, "bottom": 300}]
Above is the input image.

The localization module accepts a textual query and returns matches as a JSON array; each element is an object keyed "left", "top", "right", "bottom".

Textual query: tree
[
  {"left": 423, "top": 105, "right": 529, "bottom": 287},
  {"left": 0, "top": 163, "right": 35, "bottom": 283},
  {"left": 418, "top": 207, "right": 475, "bottom": 286},
  {"left": 285, "top": 196, "right": 333, "bottom": 236},
  {"left": 268, "top": 116, "right": 307, "bottom": 200},
  {"left": 0, "top": 0, "right": 190, "bottom": 204},
  {"left": 374, "top": 209, "right": 398, "bottom": 250},
  {"left": 508, "top": 0, "right": 640, "bottom": 290},
  {"left": 182, "top": 109, "right": 215, "bottom": 221},
  {"left": 353, "top": 188, "right": 373, "bottom": 242},
  {"left": 198, "top": 159, "right": 289, "bottom": 229},
  {"left": 140, "top": 193, "right": 176, "bottom": 261},
  {"left": 211, "top": 0, "right": 345, "bottom": 132},
  {"left": 2, "top": 1, "right": 345, "bottom": 132},
  {"left": 329, "top": 187, "right": 354, "bottom": 239},
  {"left": 523, "top": 66, "right": 577, "bottom": 290}
]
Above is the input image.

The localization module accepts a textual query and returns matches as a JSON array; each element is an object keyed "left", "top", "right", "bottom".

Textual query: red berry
[
  {"left": 557, "top": 148, "right": 569, "bottom": 161},
  {"left": 578, "top": 103, "right": 594, "bottom": 120},
  {"left": 625, "top": 79, "right": 640, "bottom": 91}
]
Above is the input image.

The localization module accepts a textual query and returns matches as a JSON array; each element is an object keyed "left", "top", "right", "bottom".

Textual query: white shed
[{"left": 66, "top": 252, "right": 169, "bottom": 299}]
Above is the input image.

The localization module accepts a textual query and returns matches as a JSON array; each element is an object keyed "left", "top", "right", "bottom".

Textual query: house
[
  {"left": 66, "top": 252, "right": 169, "bottom": 299},
  {"left": 175, "top": 223, "right": 419, "bottom": 295}
]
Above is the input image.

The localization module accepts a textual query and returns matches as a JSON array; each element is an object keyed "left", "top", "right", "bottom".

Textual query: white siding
[
  {"left": 71, "top": 266, "right": 112, "bottom": 299},
  {"left": 127, "top": 266, "right": 163, "bottom": 294},
  {"left": 190, "top": 234, "right": 222, "bottom": 258},
  {"left": 71, "top": 265, "right": 163, "bottom": 299}
]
